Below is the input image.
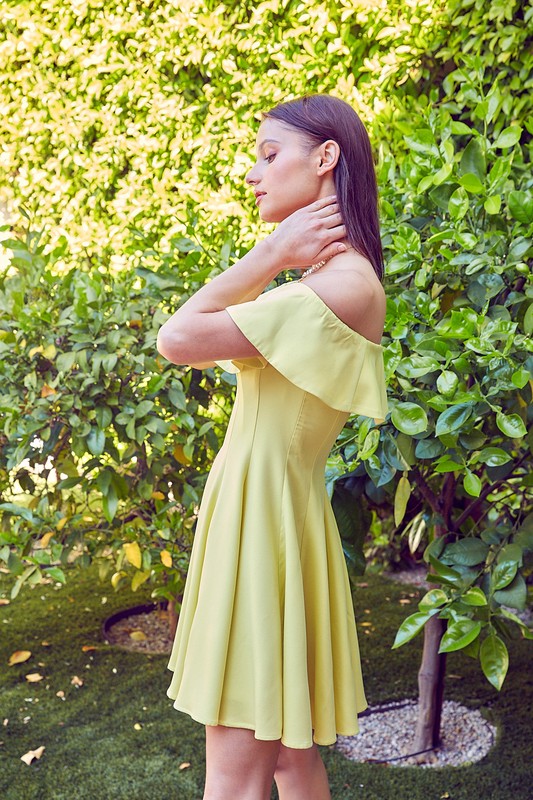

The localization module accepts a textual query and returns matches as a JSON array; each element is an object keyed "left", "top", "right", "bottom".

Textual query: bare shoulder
[{"left": 303, "top": 255, "right": 386, "bottom": 344}]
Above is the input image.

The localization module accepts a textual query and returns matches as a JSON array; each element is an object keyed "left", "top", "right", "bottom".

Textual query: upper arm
[
  {"left": 157, "top": 308, "right": 261, "bottom": 366},
  {"left": 304, "top": 270, "right": 386, "bottom": 343}
]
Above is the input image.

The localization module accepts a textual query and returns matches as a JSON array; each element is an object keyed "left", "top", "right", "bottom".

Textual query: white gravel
[{"left": 336, "top": 699, "right": 497, "bottom": 768}]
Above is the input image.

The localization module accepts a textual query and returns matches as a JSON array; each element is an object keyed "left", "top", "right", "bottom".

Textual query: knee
[{"left": 275, "top": 742, "right": 320, "bottom": 776}]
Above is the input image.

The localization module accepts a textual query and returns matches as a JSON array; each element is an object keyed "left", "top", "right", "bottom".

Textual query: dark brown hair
[{"left": 264, "top": 94, "right": 383, "bottom": 281}]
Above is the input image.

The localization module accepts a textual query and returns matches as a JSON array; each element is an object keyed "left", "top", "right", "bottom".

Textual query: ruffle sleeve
[{"left": 217, "top": 282, "right": 388, "bottom": 421}]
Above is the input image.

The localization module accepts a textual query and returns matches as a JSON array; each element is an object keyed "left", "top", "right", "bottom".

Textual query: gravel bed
[
  {"left": 336, "top": 699, "right": 497, "bottom": 768},
  {"left": 104, "top": 608, "right": 174, "bottom": 654}
]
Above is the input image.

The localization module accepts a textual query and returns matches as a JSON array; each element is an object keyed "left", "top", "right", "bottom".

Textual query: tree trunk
[
  {"left": 167, "top": 594, "right": 181, "bottom": 639},
  {"left": 412, "top": 613, "right": 447, "bottom": 760}
]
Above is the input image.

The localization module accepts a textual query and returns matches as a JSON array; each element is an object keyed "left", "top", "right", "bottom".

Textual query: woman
[{"left": 157, "top": 94, "right": 388, "bottom": 800}]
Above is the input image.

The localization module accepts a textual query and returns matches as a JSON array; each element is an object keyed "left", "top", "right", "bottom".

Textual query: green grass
[{"left": 0, "top": 561, "right": 530, "bottom": 800}]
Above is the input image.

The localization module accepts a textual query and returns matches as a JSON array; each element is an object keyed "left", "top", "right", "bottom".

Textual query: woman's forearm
[{"left": 178, "top": 237, "right": 282, "bottom": 315}]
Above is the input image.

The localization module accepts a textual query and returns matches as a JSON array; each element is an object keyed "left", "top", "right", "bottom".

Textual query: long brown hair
[{"left": 264, "top": 95, "right": 384, "bottom": 281}]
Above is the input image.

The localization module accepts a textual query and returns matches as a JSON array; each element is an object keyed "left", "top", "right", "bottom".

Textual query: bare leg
[
  {"left": 203, "top": 725, "right": 281, "bottom": 800},
  {"left": 274, "top": 742, "right": 331, "bottom": 800}
]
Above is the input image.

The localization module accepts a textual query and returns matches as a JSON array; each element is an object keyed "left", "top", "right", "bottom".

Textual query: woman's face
[{"left": 245, "top": 118, "right": 323, "bottom": 223}]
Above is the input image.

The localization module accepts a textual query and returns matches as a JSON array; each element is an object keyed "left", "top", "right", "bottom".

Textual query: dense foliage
[{"left": 1, "top": 0, "right": 532, "bottom": 693}]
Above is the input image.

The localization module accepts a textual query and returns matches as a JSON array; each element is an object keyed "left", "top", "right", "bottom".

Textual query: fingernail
[{"left": 338, "top": 244, "right": 346, "bottom": 252}]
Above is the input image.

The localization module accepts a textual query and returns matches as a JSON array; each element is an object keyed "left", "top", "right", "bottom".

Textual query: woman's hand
[{"left": 267, "top": 195, "right": 347, "bottom": 269}]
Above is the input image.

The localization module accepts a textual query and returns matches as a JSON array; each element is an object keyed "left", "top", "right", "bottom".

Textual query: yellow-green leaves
[{"left": 394, "top": 474, "right": 411, "bottom": 526}]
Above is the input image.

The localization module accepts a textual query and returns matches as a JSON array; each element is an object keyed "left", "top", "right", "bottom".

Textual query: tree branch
[
  {"left": 454, "top": 452, "right": 530, "bottom": 530},
  {"left": 411, "top": 467, "right": 440, "bottom": 515}
]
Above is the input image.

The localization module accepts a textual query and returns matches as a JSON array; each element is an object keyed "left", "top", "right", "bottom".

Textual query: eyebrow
[{"left": 257, "top": 138, "right": 281, "bottom": 153}]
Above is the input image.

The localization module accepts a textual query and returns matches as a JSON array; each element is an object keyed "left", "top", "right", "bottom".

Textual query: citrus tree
[{"left": 0, "top": 219, "right": 234, "bottom": 633}]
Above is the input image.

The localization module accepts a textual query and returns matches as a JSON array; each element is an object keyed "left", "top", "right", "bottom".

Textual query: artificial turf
[{"left": 0, "top": 560, "right": 530, "bottom": 800}]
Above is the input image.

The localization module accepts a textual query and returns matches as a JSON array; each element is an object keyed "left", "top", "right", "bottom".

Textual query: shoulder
[{"left": 302, "top": 256, "right": 386, "bottom": 343}]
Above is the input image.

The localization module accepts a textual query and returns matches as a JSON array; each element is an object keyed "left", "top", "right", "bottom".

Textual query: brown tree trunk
[
  {"left": 166, "top": 594, "right": 181, "bottom": 639},
  {"left": 412, "top": 612, "right": 447, "bottom": 760}
]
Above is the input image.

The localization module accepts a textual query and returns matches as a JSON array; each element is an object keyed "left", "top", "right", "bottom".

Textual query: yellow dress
[{"left": 166, "top": 280, "right": 388, "bottom": 749}]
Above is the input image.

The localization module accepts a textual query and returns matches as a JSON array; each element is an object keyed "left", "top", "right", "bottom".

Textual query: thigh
[{"left": 204, "top": 725, "right": 281, "bottom": 800}]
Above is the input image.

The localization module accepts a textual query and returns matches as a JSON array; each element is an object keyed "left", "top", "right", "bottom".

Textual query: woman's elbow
[{"left": 157, "top": 325, "right": 188, "bottom": 365}]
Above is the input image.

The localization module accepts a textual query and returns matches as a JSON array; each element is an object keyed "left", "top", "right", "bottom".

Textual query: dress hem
[{"left": 166, "top": 688, "right": 367, "bottom": 749}]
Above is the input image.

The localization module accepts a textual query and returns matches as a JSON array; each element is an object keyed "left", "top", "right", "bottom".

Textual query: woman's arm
[{"left": 157, "top": 196, "right": 346, "bottom": 366}]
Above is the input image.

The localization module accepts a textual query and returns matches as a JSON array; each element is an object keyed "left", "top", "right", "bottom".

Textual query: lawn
[{"left": 0, "top": 561, "right": 530, "bottom": 800}]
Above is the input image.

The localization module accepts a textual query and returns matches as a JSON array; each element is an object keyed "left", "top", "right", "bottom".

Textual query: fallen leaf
[
  {"left": 129, "top": 630, "right": 147, "bottom": 641},
  {"left": 41, "top": 641, "right": 51, "bottom": 647},
  {"left": 355, "top": 582, "right": 368, "bottom": 588},
  {"left": 25, "top": 673, "right": 44, "bottom": 682},
  {"left": 399, "top": 598, "right": 411, "bottom": 604},
  {"left": 20, "top": 745, "right": 45, "bottom": 765},
  {"left": 179, "top": 762, "right": 191, "bottom": 770},
  {"left": 8, "top": 650, "right": 32, "bottom": 666},
  {"left": 70, "top": 676, "right": 83, "bottom": 687},
  {"left": 0, "top": 598, "right": 10, "bottom": 606},
  {"left": 56, "top": 691, "right": 65, "bottom": 698},
  {"left": 81, "top": 645, "right": 97, "bottom": 652},
  {"left": 133, "top": 723, "right": 142, "bottom": 730}
]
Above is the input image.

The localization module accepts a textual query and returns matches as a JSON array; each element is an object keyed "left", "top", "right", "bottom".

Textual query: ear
[{"left": 317, "top": 140, "right": 340, "bottom": 175}]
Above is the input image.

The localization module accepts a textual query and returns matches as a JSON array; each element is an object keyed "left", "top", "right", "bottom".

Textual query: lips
[{"left": 254, "top": 191, "right": 266, "bottom": 204}]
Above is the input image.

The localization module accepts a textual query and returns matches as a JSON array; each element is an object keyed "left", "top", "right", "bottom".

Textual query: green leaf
[
  {"left": 484, "top": 195, "right": 501, "bottom": 214},
  {"left": 418, "top": 588, "right": 449, "bottom": 611},
  {"left": 435, "top": 403, "right": 474, "bottom": 436},
  {"left": 134, "top": 400, "right": 155, "bottom": 419},
  {"left": 442, "top": 538, "right": 489, "bottom": 567},
  {"left": 439, "top": 618, "right": 482, "bottom": 653},
  {"left": 461, "top": 587, "right": 487, "bottom": 606},
  {"left": 87, "top": 428, "right": 105, "bottom": 456},
  {"left": 477, "top": 447, "right": 511, "bottom": 466},
  {"left": 394, "top": 475, "right": 411, "bottom": 526},
  {"left": 437, "top": 370, "right": 458, "bottom": 397},
  {"left": 480, "top": 634, "right": 508, "bottom": 690},
  {"left": 463, "top": 469, "right": 481, "bottom": 497},
  {"left": 511, "top": 367, "right": 530, "bottom": 389},
  {"left": 493, "top": 126, "right": 522, "bottom": 149},
  {"left": 459, "top": 173, "right": 484, "bottom": 193},
  {"left": 102, "top": 486, "right": 119, "bottom": 523},
  {"left": 491, "top": 560, "right": 518, "bottom": 591},
  {"left": 392, "top": 609, "right": 438, "bottom": 649},
  {"left": 459, "top": 138, "right": 485, "bottom": 180},
  {"left": 496, "top": 412, "right": 527, "bottom": 438},
  {"left": 45, "top": 566, "right": 67, "bottom": 584},
  {"left": 428, "top": 555, "right": 464, "bottom": 585},
  {"left": 391, "top": 403, "right": 428, "bottom": 435},
  {"left": 493, "top": 573, "right": 527, "bottom": 610},
  {"left": 396, "top": 356, "right": 440, "bottom": 378},
  {"left": 508, "top": 191, "right": 533, "bottom": 224},
  {"left": 448, "top": 187, "right": 469, "bottom": 220}
]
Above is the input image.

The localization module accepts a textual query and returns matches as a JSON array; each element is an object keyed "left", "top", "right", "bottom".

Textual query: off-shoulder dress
[{"left": 166, "top": 280, "right": 388, "bottom": 749}]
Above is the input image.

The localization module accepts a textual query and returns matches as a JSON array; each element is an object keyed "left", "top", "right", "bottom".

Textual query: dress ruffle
[{"left": 216, "top": 281, "right": 388, "bottom": 421}]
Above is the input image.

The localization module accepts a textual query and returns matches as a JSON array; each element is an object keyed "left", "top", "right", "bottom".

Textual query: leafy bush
[{"left": 0, "top": 220, "right": 234, "bottom": 604}]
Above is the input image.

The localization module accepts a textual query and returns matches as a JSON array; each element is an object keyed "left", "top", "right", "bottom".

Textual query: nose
[{"left": 246, "top": 164, "right": 259, "bottom": 185}]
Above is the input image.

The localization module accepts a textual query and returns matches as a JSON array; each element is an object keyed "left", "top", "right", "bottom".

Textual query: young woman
[{"left": 157, "top": 94, "right": 388, "bottom": 800}]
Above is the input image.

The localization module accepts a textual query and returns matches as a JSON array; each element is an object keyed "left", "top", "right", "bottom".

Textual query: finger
[
  {"left": 316, "top": 241, "right": 348, "bottom": 263},
  {"left": 323, "top": 223, "right": 346, "bottom": 240},
  {"left": 312, "top": 195, "right": 337, "bottom": 212},
  {"left": 323, "top": 212, "right": 343, "bottom": 228}
]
